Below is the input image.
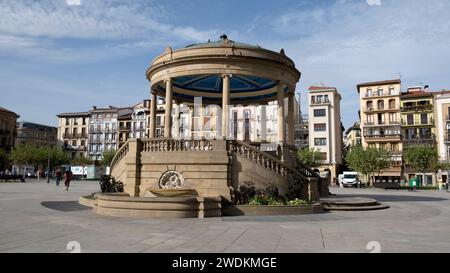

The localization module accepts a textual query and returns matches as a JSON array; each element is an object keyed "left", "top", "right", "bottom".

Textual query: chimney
[
  {"left": 91, "top": 106, "right": 97, "bottom": 110},
  {"left": 424, "top": 85, "right": 429, "bottom": 92}
]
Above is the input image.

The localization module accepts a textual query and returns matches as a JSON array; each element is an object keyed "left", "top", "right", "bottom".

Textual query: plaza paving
[{"left": 1, "top": 180, "right": 450, "bottom": 253}]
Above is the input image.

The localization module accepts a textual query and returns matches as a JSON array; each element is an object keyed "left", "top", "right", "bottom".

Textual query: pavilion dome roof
[{"left": 184, "top": 34, "right": 262, "bottom": 50}]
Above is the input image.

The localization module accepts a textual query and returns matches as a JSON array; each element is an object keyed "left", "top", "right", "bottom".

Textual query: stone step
[{"left": 323, "top": 204, "right": 390, "bottom": 211}]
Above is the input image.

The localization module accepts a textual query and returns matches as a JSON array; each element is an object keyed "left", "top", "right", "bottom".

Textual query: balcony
[
  {"left": 363, "top": 92, "right": 397, "bottom": 99},
  {"left": 310, "top": 99, "right": 331, "bottom": 105},
  {"left": 364, "top": 134, "right": 401, "bottom": 142},
  {"left": 403, "top": 137, "right": 435, "bottom": 148},
  {"left": 401, "top": 118, "right": 434, "bottom": 127},
  {"left": 119, "top": 126, "right": 131, "bottom": 131},
  {"left": 363, "top": 121, "right": 400, "bottom": 126},
  {"left": 363, "top": 105, "right": 399, "bottom": 113},
  {"left": 401, "top": 104, "right": 433, "bottom": 112}
]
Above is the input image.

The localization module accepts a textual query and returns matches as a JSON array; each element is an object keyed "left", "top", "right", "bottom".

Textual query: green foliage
[
  {"left": 101, "top": 149, "right": 117, "bottom": 167},
  {"left": 99, "top": 175, "right": 124, "bottom": 193},
  {"left": 0, "top": 148, "right": 9, "bottom": 169},
  {"left": 297, "top": 147, "right": 323, "bottom": 168},
  {"left": 404, "top": 146, "right": 439, "bottom": 173},
  {"left": 9, "top": 144, "right": 69, "bottom": 169},
  {"left": 287, "top": 198, "right": 308, "bottom": 206},
  {"left": 345, "top": 146, "right": 391, "bottom": 185},
  {"left": 71, "top": 155, "right": 92, "bottom": 166},
  {"left": 248, "top": 195, "right": 309, "bottom": 206}
]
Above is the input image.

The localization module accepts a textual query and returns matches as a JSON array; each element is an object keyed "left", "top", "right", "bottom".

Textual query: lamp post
[{"left": 44, "top": 129, "right": 51, "bottom": 183}]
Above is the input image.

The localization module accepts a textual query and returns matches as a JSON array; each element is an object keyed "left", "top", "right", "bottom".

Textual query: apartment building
[
  {"left": 15, "top": 121, "right": 57, "bottom": 147},
  {"left": 0, "top": 107, "right": 19, "bottom": 151},
  {"left": 400, "top": 87, "right": 436, "bottom": 185},
  {"left": 433, "top": 91, "right": 450, "bottom": 183},
  {"left": 88, "top": 106, "right": 133, "bottom": 161},
  {"left": 357, "top": 79, "right": 402, "bottom": 183},
  {"left": 308, "top": 86, "right": 343, "bottom": 183},
  {"left": 118, "top": 111, "right": 132, "bottom": 148},
  {"left": 56, "top": 112, "right": 89, "bottom": 159},
  {"left": 344, "top": 122, "right": 361, "bottom": 149}
]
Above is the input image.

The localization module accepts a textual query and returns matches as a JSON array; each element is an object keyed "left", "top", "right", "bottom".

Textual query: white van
[{"left": 340, "top": 172, "right": 359, "bottom": 188}]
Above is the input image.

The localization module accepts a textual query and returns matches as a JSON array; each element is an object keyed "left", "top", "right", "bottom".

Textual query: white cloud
[
  {"left": 0, "top": 0, "right": 217, "bottom": 62},
  {"left": 261, "top": 0, "right": 450, "bottom": 127}
]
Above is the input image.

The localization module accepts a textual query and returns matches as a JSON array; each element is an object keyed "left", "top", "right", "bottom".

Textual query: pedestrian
[
  {"left": 55, "top": 167, "right": 62, "bottom": 186},
  {"left": 37, "top": 169, "right": 42, "bottom": 182},
  {"left": 63, "top": 168, "right": 73, "bottom": 191}
]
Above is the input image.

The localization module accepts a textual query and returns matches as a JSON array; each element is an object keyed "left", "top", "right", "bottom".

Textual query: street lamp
[{"left": 44, "top": 129, "right": 51, "bottom": 183}]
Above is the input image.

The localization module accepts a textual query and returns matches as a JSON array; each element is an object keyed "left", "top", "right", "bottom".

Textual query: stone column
[
  {"left": 222, "top": 74, "right": 231, "bottom": 139},
  {"left": 277, "top": 84, "right": 285, "bottom": 143},
  {"left": 288, "top": 91, "right": 295, "bottom": 145},
  {"left": 149, "top": 91, "right": 157, "bottom": 138},
  {"left": 174, "top": 101, "right": 181, "bottom": 138},
  {"left": 124, "top": 139, "right": 142, "bottom": 197},
  {"left": 260, "top": 103, "right": 267, "bottom": 142},
  {"left": 164, "top": 78, "right": 173, "bottom": 138}
]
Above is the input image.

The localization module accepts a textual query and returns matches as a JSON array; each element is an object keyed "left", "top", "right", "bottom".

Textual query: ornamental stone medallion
[{"left": 159, "top": 170, "right": 184, "bottom": 189}]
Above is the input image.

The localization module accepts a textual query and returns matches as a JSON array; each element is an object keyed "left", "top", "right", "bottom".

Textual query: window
[
  {"left": 81, "top": 140, "right": 85, "bottom": 146},
  {"left": 314, "top": 123, "right": 326, "bottom": 132},
  {"left": 311, "top": 96, "right": 316, "bottom": 104},
  {"left": 65, "top": 118, "right": 69, "bottom": 126},
  {"left": 314, "top": 138, "right": 326, "bottom": 146},
  {"left": 72, "top": 140, "right": 77, "bottom": 146},
  {"left": 367, "top": 89, "right": 372, "bottom": 97},
  {"left": 421, "top": 114, "right": 428, "bottom": 125},
  {"left": 313, "top": 109, "right": 326, "bottom": 117},
  {"left": 407, "top": 114, "right": 414, "bottom": 125},
  {"left": 388, "top": 87, "right": 395, "bottom": 95},
  {"left": 377, "top": 88, "right": 384, "bottom": 97}
]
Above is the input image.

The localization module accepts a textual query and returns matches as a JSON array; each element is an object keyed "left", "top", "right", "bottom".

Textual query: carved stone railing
[
  {"left": 142, "top": 138, "right": 213, "bottom": 152},
  {"left": 228, "top": 140, "right": 307, "bottom": 181},
  {"left": 110, "top": 141, "right": 130, "bottom": 171},
  {"left": 287, "top": 145, "right": 322, "bottom": 179}
]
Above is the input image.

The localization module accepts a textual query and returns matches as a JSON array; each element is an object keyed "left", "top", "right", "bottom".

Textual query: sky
[{"left": 1, "top": 0, "right": 450, "bottom": 129}]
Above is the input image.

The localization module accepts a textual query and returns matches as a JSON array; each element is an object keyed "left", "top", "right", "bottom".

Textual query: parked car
[{"left": 340, "top": 172, "right": 360, "bottom": 188}]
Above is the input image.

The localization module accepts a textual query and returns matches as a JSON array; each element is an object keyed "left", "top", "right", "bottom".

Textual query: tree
[
  {"left": 345, "top": 146, "right": 391, "bottom": 187},
  {"left": 404, "top": 146, "right": 439, "bottom": 185},
  {"left": 0, "top": 148, "right": 9, "bottom": 170},
  {"left": 101, "top": 149, "right": 117, "bottom": 167},
  {"left": 297, "top": 147, "right": 324, "bottom": 168}
]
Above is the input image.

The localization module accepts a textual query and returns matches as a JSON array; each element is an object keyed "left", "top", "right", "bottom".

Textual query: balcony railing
[
  {"left": 401, "top": 104, "right": 433, "bottom": 112},
  {"left": 310, "top": 99, "right": 331, "bottom": 105},
  {"left": 401, "top": 118, "right": 434, "bottom": 126},
  {"left": 364, "top": 121, "right": 401, "bottom": 126},
  {"left": 363, "top": 134, "right": 401, "bottom": 140},
  {"left": 364, "top": 92, "right": 396, "bottom": 98},
  {"left": 119, "top": 126, "right": 131, "bottom": 131},
  {"left": 363, "top": 105, "right": 399, "bottom": 112},
  {"left": 403, "top": 138, "right": 436, "bottom": 148}
]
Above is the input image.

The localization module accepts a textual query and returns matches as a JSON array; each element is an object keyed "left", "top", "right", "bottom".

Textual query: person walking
[
  {"left": 55, "top": 167, "right": 62, "bottom": 186},
  {"left": 63, "top": 168, "right": 73, "bottom": 191},
  {"left": 37, "top": 169, "right": 42, "bottom": 182}
]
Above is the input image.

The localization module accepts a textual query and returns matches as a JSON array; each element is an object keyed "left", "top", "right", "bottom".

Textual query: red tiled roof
[
  {"left": 308, "top": 86, "right": 336, "bottom": 91},
  {"left": 357, "top": 79, "right": 401, "bottom": 89},
  {"left": 400, "top": 91, "right": 433, "bottom": 99},
  {"left": 0, "top": 107, "right": 19, "bottom": 117}
]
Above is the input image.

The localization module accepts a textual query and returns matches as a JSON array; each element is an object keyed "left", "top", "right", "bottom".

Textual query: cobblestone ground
[{"left": 1, "top": 180, "right": 450, "bottom": 253}]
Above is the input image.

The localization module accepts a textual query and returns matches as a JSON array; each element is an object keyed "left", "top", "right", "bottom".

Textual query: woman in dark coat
[{"left": 64, "top": 169, "right": 73, "bottom": 191}]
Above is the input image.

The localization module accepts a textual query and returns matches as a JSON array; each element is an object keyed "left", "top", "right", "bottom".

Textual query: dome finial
[{"left": 220, "top": 33, "right": 228, "bottom": 40}]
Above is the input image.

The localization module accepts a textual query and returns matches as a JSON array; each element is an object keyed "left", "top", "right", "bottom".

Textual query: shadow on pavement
[
  {"left": 41, "top": 201, "right": 90, "bottom": 212},
  {"left": 334, "top": 194, "right": 448, "bottom": 203}
]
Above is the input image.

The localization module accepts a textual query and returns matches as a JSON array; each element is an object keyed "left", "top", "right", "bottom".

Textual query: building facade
[
  {"left": 358, "top": 79, "right": 403, "bottom": 184},
  {"left": 344, "top": 122, "right": 361, "bottom": 149},
  {"left": 308, "top": 86, "right": 343, "bottom": 183},
  {"left": 401, "top": 87, "right": 436, "bottom": 185},
  {"left": 15, "top": 121, "right": 57, "bottom": 147},
  {"left": 56, "top": 112, "right": 89, "bottom": 160},
  {"left": 0, "top": 107, "right": 19, "bottom": 151}
]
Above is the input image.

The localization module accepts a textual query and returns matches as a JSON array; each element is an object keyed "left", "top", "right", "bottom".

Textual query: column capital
[
  {"left": 221, "top": 73, "right": 233, "bottom": 79},
  {"left": 163, "top": 78, "right": 172, "bottom": 84}
]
